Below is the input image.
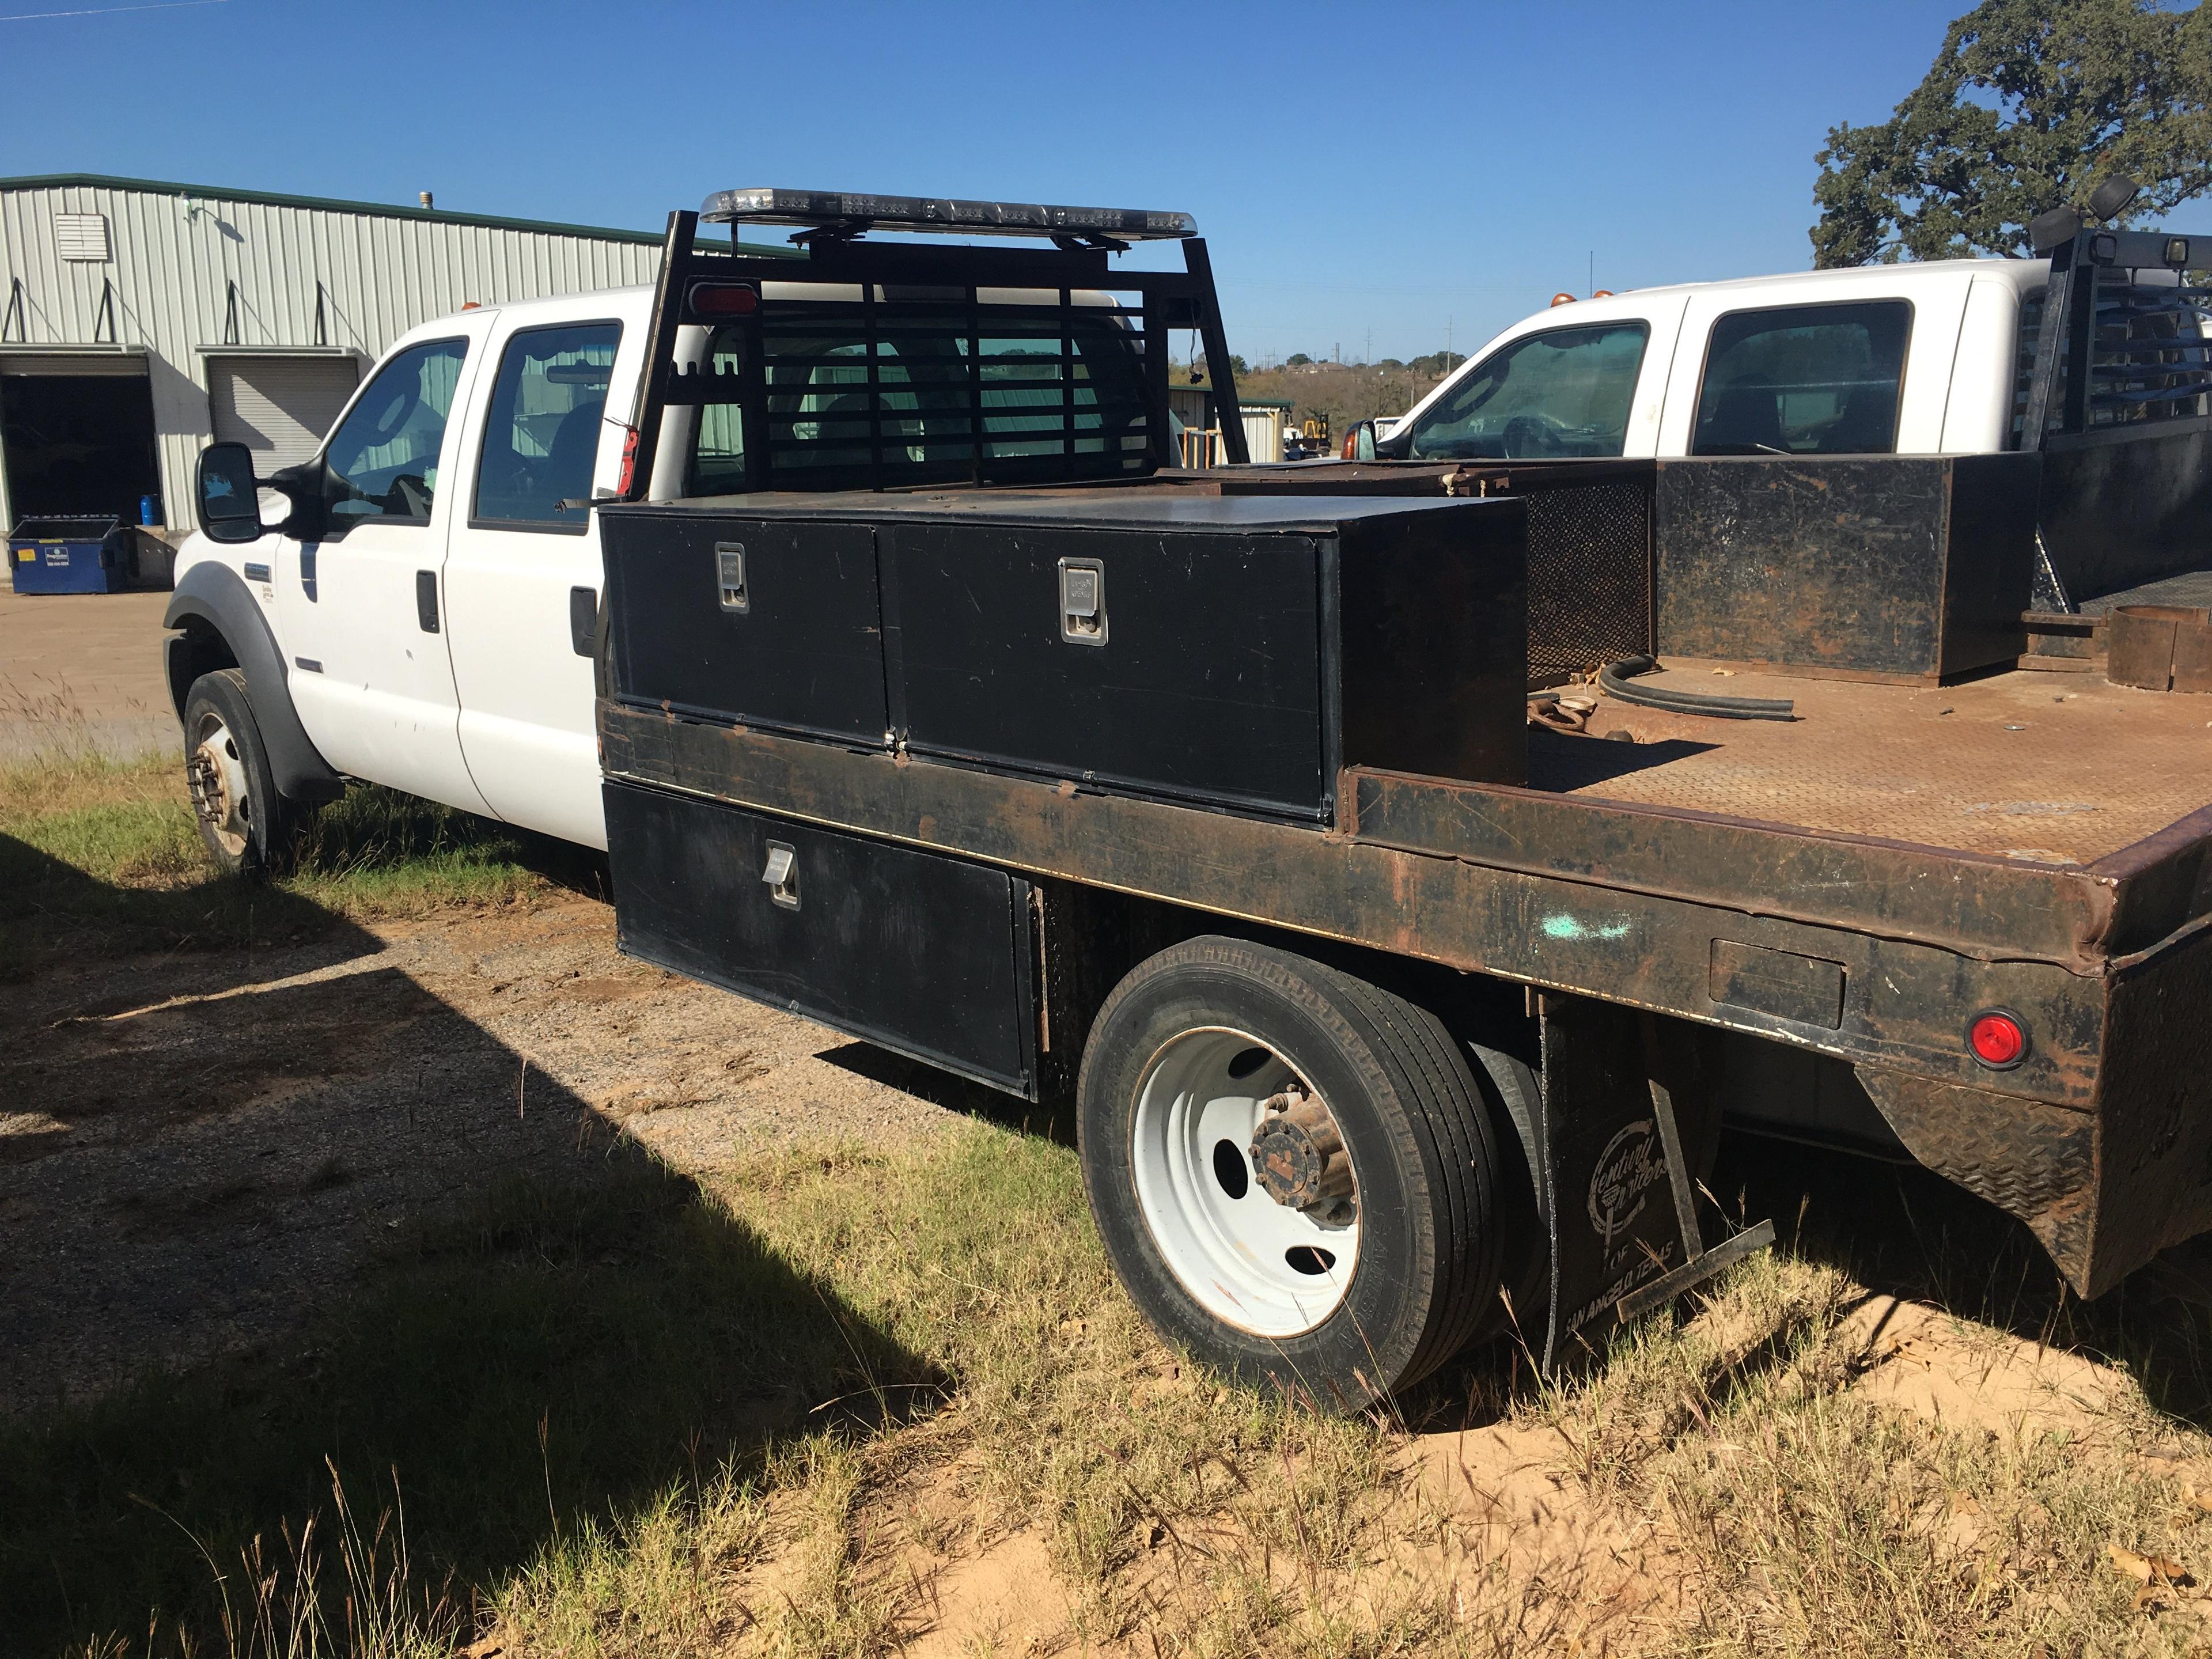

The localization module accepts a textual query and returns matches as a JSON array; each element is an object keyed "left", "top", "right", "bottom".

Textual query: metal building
[{"left": 0, "top": 173, "right": 729, "bottom": 537}]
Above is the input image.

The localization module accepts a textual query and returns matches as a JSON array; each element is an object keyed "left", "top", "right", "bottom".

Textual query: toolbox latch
[
  {"left": 1058, "top": 557, "right": 1107, "bottom": 645},
  {"left": 762, "top": 840, "right": 799, "bottom": 908},
  {"left": 717, "top": 542, "right": 749, "bottom": 612}
]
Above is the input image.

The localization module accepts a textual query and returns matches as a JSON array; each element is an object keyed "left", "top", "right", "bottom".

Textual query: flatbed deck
[{"left": 1539, "top": 661, "right": 2212, "bottom": 867}]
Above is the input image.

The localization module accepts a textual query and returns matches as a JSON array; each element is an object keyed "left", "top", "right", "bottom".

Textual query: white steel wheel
[
  {"left": 1129, "top": 1027, "right": 1359, "bottom": 1338},
  {"left": 188, "top": 706, "right": 254, "bottom": 862},
  {"left": 1080, "top": 936, "right": 1503, "bottom": 1404}
]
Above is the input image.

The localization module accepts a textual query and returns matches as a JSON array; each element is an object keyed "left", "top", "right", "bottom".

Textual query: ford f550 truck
[{"left": 168, "top": 188, "right": 2212, "bottom": 1402}]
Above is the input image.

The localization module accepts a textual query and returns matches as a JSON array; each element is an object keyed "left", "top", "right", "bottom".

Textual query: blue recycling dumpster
[{"left": 7, "top": 515, "right": 129, "bottom": 594}]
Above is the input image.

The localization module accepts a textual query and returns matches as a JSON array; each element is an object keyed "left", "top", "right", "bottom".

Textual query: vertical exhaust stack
[{"left": 419, "top": 191, "right": 434, "bottom": 210}]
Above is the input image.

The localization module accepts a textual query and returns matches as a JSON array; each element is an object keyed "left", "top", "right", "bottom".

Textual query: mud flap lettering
[{"left": 1533, "top": 994, "right": 1767, "bottom": 1369}]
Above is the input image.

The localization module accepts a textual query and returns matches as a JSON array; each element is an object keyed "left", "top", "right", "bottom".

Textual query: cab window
[
  {"left": 323, "top": 338, "right": 468, "bottom": 534},
  {"left": 1406, "top": 321, "right": 1648, "bottom": 460},
  {"left": 685, "top": 304, "right": 1156, "bottom": 492},
  {"left": 1692, "top": 300, "right": 1911, "bottom": 456},
  {"left": 687, "top": 327, "right": 748, "bottom": 497},
  {"left": 472, "top": 321, "right": 622, "bottom": 530}
]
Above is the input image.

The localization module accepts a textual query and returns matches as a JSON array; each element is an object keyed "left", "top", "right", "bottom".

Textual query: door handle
[
  {"left": 762, "top": 840, "right": 799, "bottom": 909},
  {"left": 1058, "top": 556, "right": 1106, "bottom": 644},
  {"left": 415, "top": 569, "right": 440, "bottom": 633},
  {"left": 570, "top": 585, "right": 598, "bottom": 657}
]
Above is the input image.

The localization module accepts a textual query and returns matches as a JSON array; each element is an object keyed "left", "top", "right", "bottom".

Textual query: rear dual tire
[{"left": 1078, "top": 936, "right": 1504, "bottom": 1404}]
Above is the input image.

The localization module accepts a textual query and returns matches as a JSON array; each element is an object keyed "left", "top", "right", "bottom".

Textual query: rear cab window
[
  {"left": 684, "top": 290, "right": 1156, "bottom": 494},
  {"left": 1691, "top": 300, "right": 1912, "bottom": 456},
  {"left": 1404, "top": 321, "right": 1649, "bottom": 460},
  {"left": 2011, "top": 276, "right": 2212, "bottom": 445}
]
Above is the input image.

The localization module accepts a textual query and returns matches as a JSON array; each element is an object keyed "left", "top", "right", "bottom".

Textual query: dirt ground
[
  {"left": 0, "top": 584, "right": 179, "bottom": 762},
  {"left": 12, "top": 874, "right": 2206, "bottom": 1654},
  {"left": 0, "top": 892, "right": 980, "bottom": 1415}
]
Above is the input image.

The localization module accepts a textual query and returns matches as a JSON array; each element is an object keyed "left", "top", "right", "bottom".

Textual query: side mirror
[
  {"left": 196, "top": 442, "right": 265, "bottom": 544},
  {"left": 1340, "top": 419, "right": 1378, "bottom": 463}
]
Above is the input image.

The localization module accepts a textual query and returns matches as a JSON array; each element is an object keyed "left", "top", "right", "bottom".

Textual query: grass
[
  {"left": 0, "top": 750, "right": 558, "bottom": 978},
  {"left": 13, "top": 747, "right": 2212, "bottom": 1656},
  {"left": 31, "top": 1117, "right": 2212, "bottom": 1658}
]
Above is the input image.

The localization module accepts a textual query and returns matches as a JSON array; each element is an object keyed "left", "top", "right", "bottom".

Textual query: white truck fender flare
[{"left": 162, "top": 561, "right": 343, "bottom": 802}]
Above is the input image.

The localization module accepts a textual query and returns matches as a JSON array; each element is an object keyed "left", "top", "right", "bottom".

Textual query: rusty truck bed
[
  {"left": 601, "top": 653, "right": 2212, "bottom": 1303},
  {"left": 1537, "top": 661, "right": 2212, "bottom": 867},
  {"left": 592, "top": 457, "right": 2212, "bottom": 1307}
]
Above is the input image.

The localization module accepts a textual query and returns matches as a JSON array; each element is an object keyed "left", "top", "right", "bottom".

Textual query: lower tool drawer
[{"left": 603, "top": 781, "right": 1038, "bottom": 1093}]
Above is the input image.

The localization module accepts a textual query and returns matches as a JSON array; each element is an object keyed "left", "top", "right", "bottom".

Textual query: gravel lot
[{"left": 0, "top": 888, "right": 1008, "bottom": 1415}]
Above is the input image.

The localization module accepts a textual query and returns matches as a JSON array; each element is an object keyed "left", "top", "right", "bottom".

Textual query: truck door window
[
  {"left": 472, "top": 321, "right": 622, "bottom": 531},
  {"left": 1692, "top": 300, "right": 1911, "bottom": 456},
  {"left": 322, "top": 338, "right": 468, "bottom": 535},
  {"left": 1405, "top": 321, "right": 1647, "bottom": 460}
]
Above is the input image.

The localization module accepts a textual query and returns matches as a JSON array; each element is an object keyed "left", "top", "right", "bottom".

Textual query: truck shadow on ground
[
  {"left": 0, "top": 835, "right": 935, "bottom": 1657},
  {"left": 1711, "top": 1131, "right": 2212, "bottom": 1427},
  {"left": 815, "top": 1039, "right": 1079, "bottom": 1145}
]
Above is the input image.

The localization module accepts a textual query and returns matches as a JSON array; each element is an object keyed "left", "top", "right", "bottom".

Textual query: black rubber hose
[{"left": 1597, "top": 654, "right": 1796, "bottom": 721}]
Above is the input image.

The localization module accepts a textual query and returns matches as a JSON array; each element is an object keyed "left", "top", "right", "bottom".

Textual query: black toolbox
[
  {"left": 604, "top": 781, "right": 1040, "bottom": 1092},
  {"left": 600, "top": 491, "right": 1529, "bottom": 822}
]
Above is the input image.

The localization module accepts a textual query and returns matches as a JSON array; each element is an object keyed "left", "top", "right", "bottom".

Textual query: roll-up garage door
[{"left": 207, "top": 355, "right": 361, "bottom": 467}]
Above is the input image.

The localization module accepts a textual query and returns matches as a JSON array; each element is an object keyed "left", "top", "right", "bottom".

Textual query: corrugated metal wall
[{"left": 0, "top": 180, "right": 665, "bottom": 531}]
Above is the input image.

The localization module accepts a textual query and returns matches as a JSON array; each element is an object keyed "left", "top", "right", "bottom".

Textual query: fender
[{"left": 163, "top": 559, "right": 343, "bottom": 801}]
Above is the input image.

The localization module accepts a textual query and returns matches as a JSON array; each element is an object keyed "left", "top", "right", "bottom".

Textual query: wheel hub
[
  {"left": 1249, "top": 1089, "right": 1355, "bottom": 1218},
  {"left": 188, "top": 716, "right": 252, "bottom": 859}
]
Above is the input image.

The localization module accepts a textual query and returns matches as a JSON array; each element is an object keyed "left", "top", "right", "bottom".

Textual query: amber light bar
[{"left": 698, "top": 187, "right": 1196, "bottom": 240}]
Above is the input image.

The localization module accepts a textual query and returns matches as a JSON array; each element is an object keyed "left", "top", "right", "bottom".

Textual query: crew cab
[
  {"left": 1363, "top": 255, "right": 2203, "bottom": 466},
  {"left": 165, "top": 190, "right": 2212, "bottom": 1407}
]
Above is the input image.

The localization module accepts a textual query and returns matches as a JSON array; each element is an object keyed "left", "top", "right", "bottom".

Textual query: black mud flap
[{"left": 1531, "top": 994, "right": 1776, "bottom": 1370}]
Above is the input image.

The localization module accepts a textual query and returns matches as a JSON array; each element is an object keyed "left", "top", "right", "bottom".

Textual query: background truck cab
[{"left": 1364, "top": 229, "right": 2210, "bottom": 621}]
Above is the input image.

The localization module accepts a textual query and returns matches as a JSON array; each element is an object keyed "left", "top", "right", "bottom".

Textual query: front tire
[
  {"left": 1078, "top": 936, "right": 1502, "bottom": 1404},
  {"left": 183, "top": 669, "right": 306, "bottom": 878}
]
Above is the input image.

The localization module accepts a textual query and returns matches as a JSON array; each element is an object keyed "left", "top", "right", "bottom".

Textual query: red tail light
[
  {"left": 1967, "top": 1009, "right": 2027, "bottom": 1069},
  {"left": 686, "top": 281, "right": 759, "bottom": 318},
  {"left": 616, "top": 426, "right": 641, "bottom": 497}
]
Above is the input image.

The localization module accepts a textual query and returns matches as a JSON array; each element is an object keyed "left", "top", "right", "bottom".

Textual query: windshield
[{"left": 1406, "top": 321, "right": 1648, "bottom": 460}]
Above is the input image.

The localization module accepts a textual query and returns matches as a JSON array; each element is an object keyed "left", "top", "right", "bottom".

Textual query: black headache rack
[
  {"left": 2007, "top": 216, "right": 2211, "bottom": 609},
  {"left": 619, "top": 188, "right": 1249, "bottom": 499}
]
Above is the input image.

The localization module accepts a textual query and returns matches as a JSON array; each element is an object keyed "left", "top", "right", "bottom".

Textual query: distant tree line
[{"left": 1199, "top": 349, "right": 1465, "bottom": 378}]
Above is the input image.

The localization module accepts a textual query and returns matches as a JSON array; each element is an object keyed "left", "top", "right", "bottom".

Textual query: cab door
[
  {"left": 273, "top": 321, "right": 493, "bottom": 812},
  {"left": 442, "top": 308, "right": 641, "bottom": 850}
]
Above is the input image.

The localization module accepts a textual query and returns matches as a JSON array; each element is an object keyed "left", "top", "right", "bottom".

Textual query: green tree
[{"left": 1810, "top": 0, "right": 2212, "bottom": 267}]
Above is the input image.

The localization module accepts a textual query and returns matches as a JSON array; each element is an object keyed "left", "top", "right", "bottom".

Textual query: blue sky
[{"left": 5, "top": 0, "right": 2206, "bottom": 363}]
